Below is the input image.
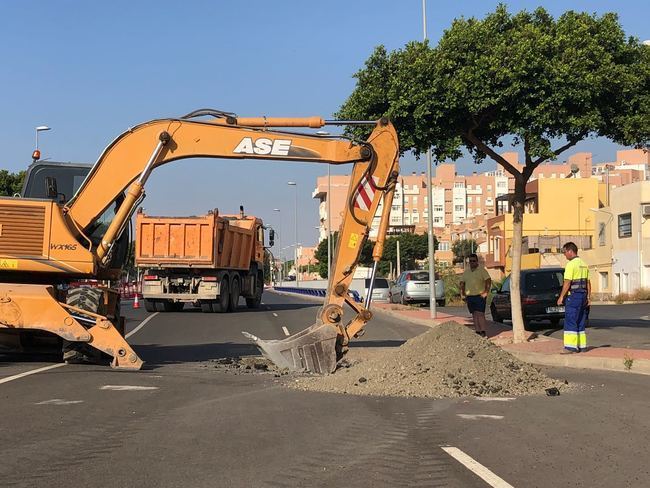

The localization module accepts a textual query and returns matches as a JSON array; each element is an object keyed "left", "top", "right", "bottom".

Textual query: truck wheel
[
  {"left": 200, "top": 301, "right": 214, "bottom": 313},
  {"left": 215, "top": 278, "right": 230, "bottom": 313},
  {"left": 173, "top": 302, "right": 185, "bottom": 312},
  {"left": 144, "top": 299, "right": 157, "bottom": 312},
  {"left": 228, "top": 277, "right": 240, "bottom": 313},
  {"left": 246, "top": 277, "right": 263, "bottom": 309}
]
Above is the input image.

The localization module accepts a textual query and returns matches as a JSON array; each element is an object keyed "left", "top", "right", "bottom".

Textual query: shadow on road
[{"left": 135, "top": 342, "right": 260, "bottom": 369}]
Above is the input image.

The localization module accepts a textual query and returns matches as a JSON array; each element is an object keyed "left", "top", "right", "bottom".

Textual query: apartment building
[
  {"left": 485, "top": 178, "right": 600, "bottom": 275},
  {"left": 583, "top": 181, "right": 650, "bottom": 297}
]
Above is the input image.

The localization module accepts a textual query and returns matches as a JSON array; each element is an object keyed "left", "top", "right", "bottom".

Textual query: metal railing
[{"left": 274, "top": 286, "right": 362, "bottom": 303}]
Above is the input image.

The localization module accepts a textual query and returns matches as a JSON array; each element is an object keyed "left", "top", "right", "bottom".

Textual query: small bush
[{"left": 632, "top": 288, "right": 650, "bottom": 301}]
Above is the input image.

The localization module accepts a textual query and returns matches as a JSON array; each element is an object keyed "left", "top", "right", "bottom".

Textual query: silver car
[
  {"left": 363, "top": 277, "right": 391, "bottom": 303},
  {"left": 390, "top": 270, "right": 445, "bottom": 306}
]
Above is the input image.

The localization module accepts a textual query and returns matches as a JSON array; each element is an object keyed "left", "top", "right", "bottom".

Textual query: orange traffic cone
[{"left": 133, "top": 294, "right": 140, "bottom": 309}]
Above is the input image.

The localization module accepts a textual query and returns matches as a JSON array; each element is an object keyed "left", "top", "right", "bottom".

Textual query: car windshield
[
  {"left": 365, "top": 278, "right": 389, "bottom": 288},
  {"left": 525, "top": 271, "right": 563, "bottom": 292},
  {"left": 408, "top": 272, "right": 429, "bottom": 281}
]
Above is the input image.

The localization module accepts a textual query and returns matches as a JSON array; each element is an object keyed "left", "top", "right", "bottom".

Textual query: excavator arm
[{"left": 0, "top": 110, "right": 400, "bottom": 371}]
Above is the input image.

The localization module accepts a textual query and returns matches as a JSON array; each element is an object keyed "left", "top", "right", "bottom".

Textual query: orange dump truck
[{"left": 135, "top": 207, "right": 267, "bottom": 313}]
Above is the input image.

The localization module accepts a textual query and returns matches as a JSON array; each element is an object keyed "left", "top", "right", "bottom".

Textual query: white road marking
[
  {"left": 36, "top": 398, "right": 84, "bottom": 405},
  {"left": 125, "top": 312, "right": 159, "bottom": 338},
  {"left": 282, "top": 326, "right": 290, "bottom": 336},
  {"left": 457, "top": 414, "right": 505, "bottom": 420},
  {"left": 100, "top": 385, "right": 159, "bottom": 391},
  {"left": 475, "top": 397, "right": 516, "bottom": 402},
  {"left": 441, "top": 446, "right": 515, "bottom": 488},
  {"left": 641, "top": 315, "right": 649, "bottom": 321},
  {"left": 0, "top": 363, "right": 66, "bottom": 385},
  {"left": 273, "top": 313, "right": 278, "bottom": 317}
]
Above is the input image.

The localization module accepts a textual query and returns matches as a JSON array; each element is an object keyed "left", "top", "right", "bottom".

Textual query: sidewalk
[{"left": 372, "top": 303, "right": 650, "bottom": 376}]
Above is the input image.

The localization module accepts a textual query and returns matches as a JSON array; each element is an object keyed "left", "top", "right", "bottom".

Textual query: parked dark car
[{"left": 490, "top": 268, "right": 565, "bottom": 327}]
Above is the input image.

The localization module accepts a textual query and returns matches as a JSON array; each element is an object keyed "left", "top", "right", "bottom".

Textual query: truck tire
[
  {"left": 173, "top": 302, "right": 185, "bottom": 312},
  {"left": 228, "top": 276, "right": 240, "bottom": 313},
  {"left": 215, "top": 278, "right": 230, "bottom": 313},
  {"left": 201, "top": 301, "right": 215, "bottom": 313},
  {"left": 144, "top": 299, "right": 157, "bottom": 312},
  {"left": 246, "top": 276, "right": 263, "bottom": 309}
]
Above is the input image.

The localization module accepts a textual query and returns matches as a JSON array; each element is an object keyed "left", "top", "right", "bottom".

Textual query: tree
[
  {"left": 378, "top": 233, "right": 435, "bottom": 275},
  {"left": 0, "top": 170, "right": 26, "bottom": 196},
  {"left": 314, "top": 231, "right": 373, "bottom": 278},
  {"left": 452, "top": 239, "right": 478, "bottom": 264},
  {"left": 338, "top": 5, "right": 649, "bottom": 342}
]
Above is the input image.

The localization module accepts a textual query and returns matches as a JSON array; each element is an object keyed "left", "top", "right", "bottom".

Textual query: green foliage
[
  {"left": 338, "top": 5, "right": 649, "bottom": 168},
  {"left": 439, "top": 267, "right": 463, "bottom": 304},
  {"left": 314, "top": 231, "right": 373, "bottom": 278},
  {"left": 452, "top": 239, "right": 478, "bottom": 263},
  {"left": 377, "top": 233, "right": 436, "bottom": 275},
  {"left": 0, "top": 170, "right": 26, "bottom": 196}
]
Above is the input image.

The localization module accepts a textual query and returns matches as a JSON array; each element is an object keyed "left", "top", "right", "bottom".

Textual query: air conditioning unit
[{"left": 643, "top": 204, "right": 650, "bottom": 217}]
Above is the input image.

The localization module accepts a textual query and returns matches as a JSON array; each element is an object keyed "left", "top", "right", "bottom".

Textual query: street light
[
  {"left": 423, "top": 0, "right": 437, "bottom": 318},
  {"left": 273, "top": 208, "right": 282, "bottom": 282},
  {"left": 287, "top": 181, "right": 298, "bottom": 287},
  {"left": 33, "top": 125, "right": 51, "bottom": 161},
  {"left": 317, "top": 131, "right": 333, "bottom": 281}
]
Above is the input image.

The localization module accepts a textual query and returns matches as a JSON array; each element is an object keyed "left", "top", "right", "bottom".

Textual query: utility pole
[{"left": 423, "top": 0, "right": 437, "bottom": 317}]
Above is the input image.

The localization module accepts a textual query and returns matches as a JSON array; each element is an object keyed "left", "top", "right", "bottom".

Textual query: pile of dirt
[{"left": 289, "top": 321, "right": 566, "bottom": 398}]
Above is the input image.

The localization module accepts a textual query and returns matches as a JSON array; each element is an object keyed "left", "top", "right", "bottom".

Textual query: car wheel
[
  {"left": 490, "top": 303, "right": 503, "bottom": 323},
  {"left": 400, "top": 293, "right": 406, "bottom": 306},
  {"left": 437, "top": 299, "right": 446, "bottom": 307}
]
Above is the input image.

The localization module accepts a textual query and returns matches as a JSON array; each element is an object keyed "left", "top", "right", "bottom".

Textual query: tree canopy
[
  {"left": 452, "top": 238, "right": 478, "bottom": 263},
  {"left": 0, "top": 170, "right": 26, "bottom": 196},
  {"left": 338, "top": 5, "right": 649, "bottom": 170}
]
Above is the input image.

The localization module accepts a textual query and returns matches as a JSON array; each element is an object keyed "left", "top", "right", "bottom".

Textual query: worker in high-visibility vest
[{"left": 557, "top": 241, "right": 591, "bottom": 353}]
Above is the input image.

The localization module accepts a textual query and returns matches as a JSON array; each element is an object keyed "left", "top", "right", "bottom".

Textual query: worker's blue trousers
[{"left": 564, "top": 290, "right": 587, "bottom": 352}]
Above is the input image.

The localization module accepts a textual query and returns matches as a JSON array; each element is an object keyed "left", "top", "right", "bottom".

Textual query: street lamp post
[
  {"left": 423, "top": 0, "right": 437, "bottom": 318},
  {"left": 288, "top": 181, "right": 298, "bottom": 287},
  {"left": 273, "top": 208, "right": 282, "bottom": 283},
  {"left": 34, "top": 125, "right": 51, "bottom": 161}
]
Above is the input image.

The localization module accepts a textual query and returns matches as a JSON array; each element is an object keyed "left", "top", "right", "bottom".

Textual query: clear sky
[{"left": 1, "top": 1, "right": 648, "bottom": 251}]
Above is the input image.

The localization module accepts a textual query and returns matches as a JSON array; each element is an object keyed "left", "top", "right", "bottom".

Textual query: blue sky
[{"left": 1, "top": 1, "right": 648, "bottom": 250}]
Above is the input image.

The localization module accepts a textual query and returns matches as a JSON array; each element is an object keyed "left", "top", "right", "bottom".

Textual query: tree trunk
[{"left": 510, "top": 176, "right": 528, "bottom": 343}]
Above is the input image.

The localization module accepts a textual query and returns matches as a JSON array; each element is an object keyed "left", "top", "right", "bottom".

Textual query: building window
[
  {"left": 434, "top": 216, "right": 443, "bottom": 224},
  {"left": 598, "top": 222, "right": 607, "bottom": 246},
  {"left": 454, "top": 205, "right": 464, "bottom": 212},
  {"left": 600, "top": 271, "right": 609, "bottom": 291},
  {"left": 476, "top": 196, "right": 481, "bottom": 204},
  {"left": 467, "top": 196, "right": 473, "bottom": 203},
  {"left": 438, "top": 241, "right": 450, "bottom": 251},
  {"left": 424, "top": 196, "right": 428, "bottom": 205},
  {"left": 487, "top": 185, "right": 492, "bottom": 191},
  {"left": 454, "top": 182, "right": 465, "bottom": 189},
  {"left": 618, "top": 212, "right": 632, "bottom": 238},
  {"left": 434, "top": 205, "right": 443, "bottom": 212},
  {"left": 412, "top": 196, "right": 417, "bottom": 204},
  {"left": 497, "top": 181, "right": 507, "bottom": 188}
]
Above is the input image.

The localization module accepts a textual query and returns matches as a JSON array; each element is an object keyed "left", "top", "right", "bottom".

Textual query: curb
[{"left": 503, "top": 349, "right": 650, "bottom": 376}]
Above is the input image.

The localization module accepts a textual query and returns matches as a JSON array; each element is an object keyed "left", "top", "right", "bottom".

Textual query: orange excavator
[{"left": 0, "top": 109, "right": 400, "bottom": 373}]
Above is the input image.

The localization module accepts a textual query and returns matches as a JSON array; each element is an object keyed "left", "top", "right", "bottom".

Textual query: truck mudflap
[
  {"left": 0, "top": 284, "right": 143, "bottom": 370},
  {"left": 242, "top": 321, "right": 339, "bottom": 374}
]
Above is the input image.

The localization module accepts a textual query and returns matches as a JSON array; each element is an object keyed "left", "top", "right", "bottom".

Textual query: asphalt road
[
  {"left": 433, "top": 303, "right": 650, "bottom": 350},
  {"left": 1, "top": 292, "right": 650, "bottom": 487}
]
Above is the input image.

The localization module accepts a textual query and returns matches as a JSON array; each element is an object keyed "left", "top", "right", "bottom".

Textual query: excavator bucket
[{"left": 242, "top": 321, "right": 339, "bottom": 374}]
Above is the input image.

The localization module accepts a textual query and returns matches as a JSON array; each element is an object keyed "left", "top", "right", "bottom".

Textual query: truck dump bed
[{"left": 135, "top": 210, "right": 258, "bottom": 270}]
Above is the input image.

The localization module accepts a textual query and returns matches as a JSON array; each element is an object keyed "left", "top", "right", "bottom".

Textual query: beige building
[{"left": 584, "top": 181, "right": 650, "bottom": 297}]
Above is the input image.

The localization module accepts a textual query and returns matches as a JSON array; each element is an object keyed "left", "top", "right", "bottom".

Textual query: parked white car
[
  {"left": 389, "top": 270, "right": 445, "bottom": 307},
  {"left": 363, "top": 277, "right": 391, "bottom": 303}
]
